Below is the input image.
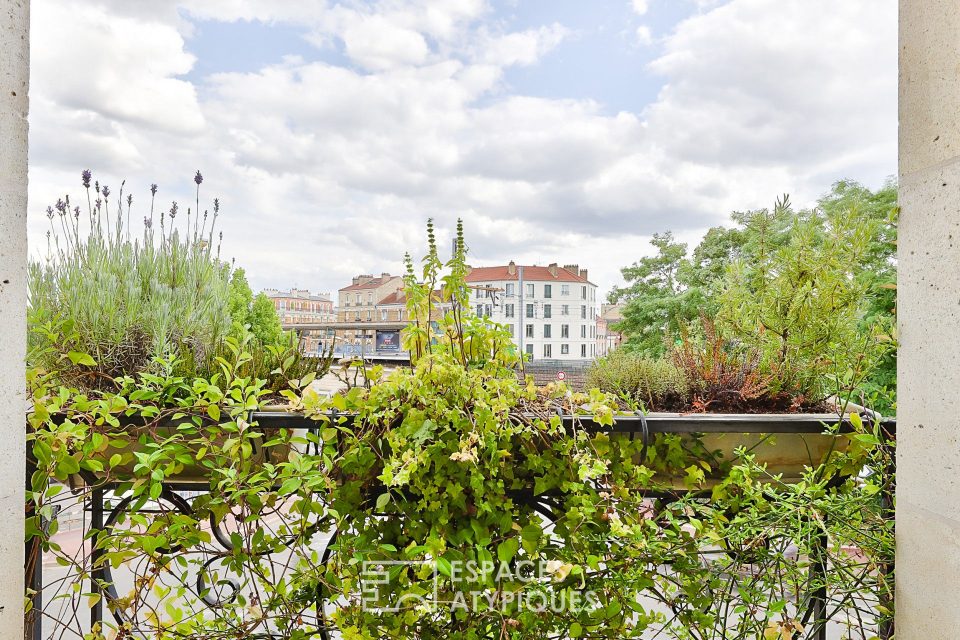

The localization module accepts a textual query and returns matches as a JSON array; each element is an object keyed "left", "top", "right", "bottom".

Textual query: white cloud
[
  {"left": 27, "top": 0, "right": 896, "bottom": 299},
  {"left": 631, "top": 0, "right": 650, "bottom": 16},
  {"left": 476, "top": 24, "right": 569, "bottom": 67},
  {"left": 341, "top": 14, "right": 430, "bottom": 70},
  {"left": 635, "top": 25, "right": 653, "bottom": 46}
]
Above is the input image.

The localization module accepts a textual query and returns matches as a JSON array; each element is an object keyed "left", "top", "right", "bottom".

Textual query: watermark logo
[
  {"left": 359, "top": 559, "right": 601, "bottom": 614},
  {"left": 361, "top": 560, "right": 438, "bottom": 612}
]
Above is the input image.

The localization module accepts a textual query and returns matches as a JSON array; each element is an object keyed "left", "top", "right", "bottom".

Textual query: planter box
[{"left": 56, "top": 401, "right": 889, "bottom": 487}]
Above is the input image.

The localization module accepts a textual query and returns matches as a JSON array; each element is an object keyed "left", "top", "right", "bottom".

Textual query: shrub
[
  {"left": 671, "top": 315, "right": 781, "bottom": 412},
  {"left": 716, "top": 195, "right": 889, "bottom": 402},
  {"left": 27, "top": 170, "right": 328, "bottom": 390},
  {"left": 586, "top": 350, "right": 686, "bottom": 409},
  {"left": 28, "top": 171, "right": 231, "bottom": 384}
]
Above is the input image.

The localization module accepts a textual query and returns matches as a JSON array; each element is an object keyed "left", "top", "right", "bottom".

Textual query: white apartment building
[{"left": 465, "top": 261, "right": 599, "bottom": 361}]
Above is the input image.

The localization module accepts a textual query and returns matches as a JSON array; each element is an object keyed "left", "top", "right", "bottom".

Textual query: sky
[{"left": 28, "top": 0, "right": 897, "bottom": 298}]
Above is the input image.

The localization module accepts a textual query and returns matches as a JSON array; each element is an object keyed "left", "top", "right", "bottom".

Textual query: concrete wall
[
  {"left": 897, "top": 1, "right": 960, "bottom": 635},
  {"left": 0, "top": 0, "right": 28, "bottom": 636}
]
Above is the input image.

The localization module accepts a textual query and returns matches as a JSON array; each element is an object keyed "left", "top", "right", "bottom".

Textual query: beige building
[
  {"left": 598, "top": 304, "right": 624, "bottom": 356},
  {"left": 337, "top": 273, "right": 403, "bottom": 348},
  {"left": 263, "top": 288, "right": 335, "bottom": 354}
]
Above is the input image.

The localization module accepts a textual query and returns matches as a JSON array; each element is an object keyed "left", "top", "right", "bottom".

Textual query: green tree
[
  {"left": 226, "top": 268, "right": 285, "bottom": 348},
  {"left": 609, "top": 232, "right": 704, "bottom": 355},
  {"left": 250, "top": 292, "right": 284, "bottom": 347},
  {"left": 227, "top": 268, "right": 255, "bottom": 336}
]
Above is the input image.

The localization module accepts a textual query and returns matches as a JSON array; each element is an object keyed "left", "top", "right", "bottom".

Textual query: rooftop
[{"left": 465, "top": 261, "right": 592, "bottom": 285}]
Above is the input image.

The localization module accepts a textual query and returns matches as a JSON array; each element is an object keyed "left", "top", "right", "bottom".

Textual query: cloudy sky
[{"left": 28, "top": 0, "right": 896, "bottom": 297}]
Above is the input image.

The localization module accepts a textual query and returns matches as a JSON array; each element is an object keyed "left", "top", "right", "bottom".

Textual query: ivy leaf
[
  {"left": 497, "top": 538, "right": 519, "bottom": 564},
  {"left": 435, "top": 557, "right": 453, "bottom": 578}
]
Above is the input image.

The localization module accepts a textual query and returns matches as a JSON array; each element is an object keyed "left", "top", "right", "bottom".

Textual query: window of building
[
  {"left": 485, "top": 304, "right": 492, "bottom": 317},
  {"left": 544, "top": 284, "right": 552, "bottom": 298},
  {"left": 526, "top": 304, "right": 535, "bottom": 318},
  {"left": 543, "top": 344, "right": 552, "bottom": 358},
  {"left": 526, "top": 324, "right": 534, "bottom": 338},
  {"left": 561, "top": 324, "right": 569, "bottom": 338},
  {"left": 505, "top": 303, "right": 515, "bottom": 318},
  {"left": 355, "top": 311, "right": 361, "bottom": 321},
  {"left": 367, "top": 293, "right": 373, "bottom": 304},
  {"left": 581, "top": 286, "right": 587, "bottom": 299},
  {"left": 476, "top": 304, "right": 484, "bottom": 317},
  {"left": 526, "top": 283, "right": 535, "bottom": 297},
  {"left": 505, "top": 283, "right": 515, "bottom": 297},
  {"left": 381, "top": 310, "right": 387, "bottom": 321},
  {"left": 562, "top": 304, "right": 569, "bottom": 316},
  {"left": 507, "top": 324, "right": 514, "bottom": 336},
  {"left": 561, "top": 284, "right": 570, "bottom": 296},
  {"left": 581, "top": 344, "right": 587, "bottom": 357},
  {"left": 543, "top": 304, "right": 552, "bottom": 319},
  {"left": 366, "top": 310, "right": 372, "bottom": 321},
  {"left": 544, "top": 324, "right": 552, "bottom": 338},
  {"left": 581, "top": 325, "right": 587, "bottom": 338},
  {"left": 526, "top": 344, "right": 534, "bottom": 358},
  {"left": 581, "top": 305, "right": 587, "bottom": 319},
  {"left": 561, "top": 344, "right": 569, "bottom": 355}
]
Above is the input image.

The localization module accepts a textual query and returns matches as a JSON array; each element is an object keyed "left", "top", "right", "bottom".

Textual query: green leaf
[
  {"left": 497, "top": 537, "right": 519, "bottom": 564},
  {"left": 67, "top": 351, "right": 96, "bottom": 366}
]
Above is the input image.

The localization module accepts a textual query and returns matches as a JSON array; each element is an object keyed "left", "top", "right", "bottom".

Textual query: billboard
[{"left": 376, "top": 330, "right": 401, "bottom": 353}]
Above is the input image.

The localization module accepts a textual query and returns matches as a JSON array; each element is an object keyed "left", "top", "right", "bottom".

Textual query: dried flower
[
  {"left": 101, "top": 185, "right": 110, "bottom": 199},
  {"left": 169, "top": 202, "right": 178, "bottom": 219},
  {"left": 194, "top": 170, "right": 203, "bottom": 185},
  {"left": 150, "top": 183, "right": 158, "bottom": 196},
  {"left": 94, "top": 181, "right": 100, "bottom": 194},
  {"left": 55, "top": 198, "right": 67, "bottom": 215},
  {"left": 73, "top": 206, "right": 80, "bottom": 218},
  {"left": 81, "top": 170, "right": 92, "bottom": 188},
  {"left": 213, "top": 198, "right": 219, "bottom": 214},
  {"left": 144, "top": 216, "right": 152, "bottom": 229},
  {"left": 46, "top": 206, "right": 54, "bottom": 220},
  {"left": 127, "top": 194, "right": 133, "bottom": 207}
]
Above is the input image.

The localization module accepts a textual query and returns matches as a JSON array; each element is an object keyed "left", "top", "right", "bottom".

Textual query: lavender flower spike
[
  {"left": 81, "top": 169, "right": 92, "bottom": 188},
  {"left": 150, "top": 183, "right": 158, "bottom": 196},
  {"left": 102, "top": 185, "right": 110, "bottom": 199},
  {"left": 194, "top": 170, "right": 203, "bottom": 185}
]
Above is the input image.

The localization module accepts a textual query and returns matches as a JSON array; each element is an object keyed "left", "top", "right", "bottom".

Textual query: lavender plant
[{"left": 28, "top": 170, "right": 232, "bottom": 383}]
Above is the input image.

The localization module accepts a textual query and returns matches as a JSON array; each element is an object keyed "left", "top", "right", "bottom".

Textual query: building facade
[
  {"left": 597, "top": 303, "right": 624, "bottom": 356},
  {"left": 262, "top": 288, "right": 335, "bottom": 354},
  {"left": 465, "top": 262, "right": 598, "bottom": 361},
  {"left": 336, "top": 274, "right": 404, "bottom": 349}
]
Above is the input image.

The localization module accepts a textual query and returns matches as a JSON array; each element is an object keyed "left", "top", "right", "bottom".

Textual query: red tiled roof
[
  {"left": 339, "top": 276, "right": 400, "bottom": 292},
  {"left": 465, "top": 265, "right": 589, "bottom": 284}
]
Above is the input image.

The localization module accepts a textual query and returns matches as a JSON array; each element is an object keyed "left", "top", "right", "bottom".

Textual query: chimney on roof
[
  {"left": 507, "top": 260, "right": 517, "bottom": 276},
  {"left": 579, "top": 268, "right": 588, "bottom": 281},
  {"left": 563, "top": 264, "right": 579, "bottom": 276},
  {"left": 352, "top": 276, "right": 360, "bottom": 286},
  {"left": 381, "top": 272, "right": 390, "bottom": 279},
  {"left": 548, "top": 263, "right": 559, "bottom": 277}
]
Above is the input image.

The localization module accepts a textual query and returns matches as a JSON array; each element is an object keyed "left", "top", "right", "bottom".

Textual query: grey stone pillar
[
  {"left": 898, "top": 1, "right": 960, "bottom": 635},
  {"left": 0, "top": 0, "right": 28, "bottom": 636}
]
